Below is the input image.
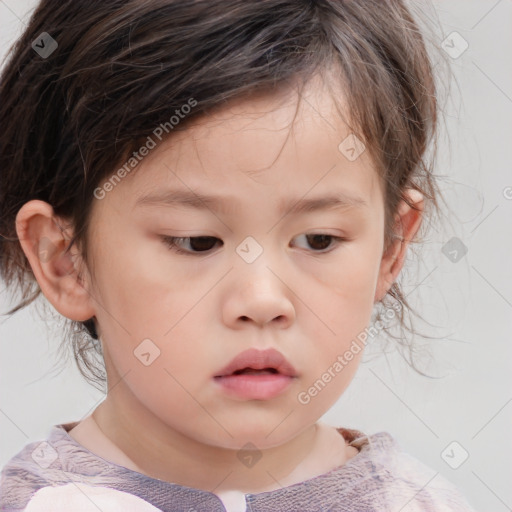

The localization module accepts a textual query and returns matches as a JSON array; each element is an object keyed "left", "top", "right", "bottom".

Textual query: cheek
[
  {"left": 339, "top": 233, "right": 383, "bottom": 303},
  {"left": 298, "top": 239, "right": 382, "bottom": 389},
  {"left": 88, "top": 224, "right": 218, "bottom": 370},
  {"left": 305, "top": 240, "right": 382, "bottom": 331},
  {"left": 295, "top": 347, "right": 363, "bottom": 421},
  {"left": 90, "top": 234, "right": 185, "bottom": 327}
]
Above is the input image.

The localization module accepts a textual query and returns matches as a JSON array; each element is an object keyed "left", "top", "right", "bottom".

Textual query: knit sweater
[{"left": 0, "top": 421, "right": 477, "bottom": 511}]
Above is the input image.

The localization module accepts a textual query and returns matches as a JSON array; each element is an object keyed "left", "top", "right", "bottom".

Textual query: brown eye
[
  {"left": 294, "top": 233, "right": 346, "bottom": 253},
  {"left": 305, "top": 234, "right": 333, "bottom": 251},
  {"left": 162, "top": 236, "right": 221, "bottom": 254}
]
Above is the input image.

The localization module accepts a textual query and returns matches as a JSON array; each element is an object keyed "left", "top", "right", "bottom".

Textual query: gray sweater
[{"left": 0, "top": 422, "right": 477, "bottom": 511}]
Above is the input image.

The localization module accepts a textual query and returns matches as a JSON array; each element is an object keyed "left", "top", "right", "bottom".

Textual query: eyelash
[{"left": 160, "top": 234, "right": 348, "bottom": 256}]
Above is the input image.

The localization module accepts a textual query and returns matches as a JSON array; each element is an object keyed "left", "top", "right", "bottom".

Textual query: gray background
[{"left": 1, "top": 1, "right": 511, "bottom": 510}]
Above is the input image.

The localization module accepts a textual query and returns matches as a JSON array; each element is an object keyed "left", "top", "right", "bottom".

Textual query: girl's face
[{"left": 83, "top": 77, "right": 392, "bottom": 449}]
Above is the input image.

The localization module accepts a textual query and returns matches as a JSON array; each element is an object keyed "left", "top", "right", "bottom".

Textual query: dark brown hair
[{"left": 0, "top": 0, "right": 451, "bottom": 392}]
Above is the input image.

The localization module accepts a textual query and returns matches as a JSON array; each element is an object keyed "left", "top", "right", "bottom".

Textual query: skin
[{"left": 15, "top": 73, "right": 423, "bottom": 497}]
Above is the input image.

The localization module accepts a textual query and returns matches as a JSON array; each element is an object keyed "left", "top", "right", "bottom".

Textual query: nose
[{"left": 222, "top": 261, "right": 296, "bottom": 329}]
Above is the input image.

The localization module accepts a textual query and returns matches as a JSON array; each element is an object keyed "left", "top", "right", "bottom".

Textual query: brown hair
[{"left": 0, "top": 0, "right": 451, "bottom": 392}]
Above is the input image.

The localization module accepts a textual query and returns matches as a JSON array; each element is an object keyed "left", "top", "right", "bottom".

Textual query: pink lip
[
  {"left": 213, "top": 348, "right": 297, "bottom": 400},
  {"left": 214, "top": 348, "right": 297, "bottom": 378}
]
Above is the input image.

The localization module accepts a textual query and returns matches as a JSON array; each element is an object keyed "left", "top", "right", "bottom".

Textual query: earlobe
[
  {"left": 374, "top": 189, "right": 424, "bottom": 303},
  {"left": 15, "top": 199, "right": 96, "bottom": 322}
]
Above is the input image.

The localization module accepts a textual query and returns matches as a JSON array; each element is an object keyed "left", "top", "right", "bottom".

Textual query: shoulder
[
  {"left": 0, "top": 423, "right": 165, "bottom": 512},
  {"left": 335, "top": 428, "right": 477, "bottom": 511},
  {"left": 0, "top": 432, "right": 60, "bottom": 511},
  {"left": 0, "top": 423, "right": 128, "bottom": 511}
]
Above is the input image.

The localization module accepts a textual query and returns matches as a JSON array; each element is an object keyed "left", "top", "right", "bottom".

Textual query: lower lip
[{"left": 214, "top": 373, "right": 294, "bottom": 400}]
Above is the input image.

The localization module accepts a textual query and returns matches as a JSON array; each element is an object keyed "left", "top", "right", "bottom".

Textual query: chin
[{"left": 201, "top": 414, "right": 312, "bottom": 451}]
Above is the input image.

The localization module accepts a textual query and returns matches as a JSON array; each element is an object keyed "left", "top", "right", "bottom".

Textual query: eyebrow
[{"left": 135, "top": 189, "right": 368, "bottom": 215}]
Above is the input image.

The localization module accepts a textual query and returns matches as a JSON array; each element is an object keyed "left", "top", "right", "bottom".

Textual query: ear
[
  {"left": 374, "top": 189, "right": 424, "bottom": 303},
  {"left": 15, "top": 199, "right": 96, "bottom": 322}
]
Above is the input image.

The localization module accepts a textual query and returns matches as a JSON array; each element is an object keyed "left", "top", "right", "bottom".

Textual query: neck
[{"left": 91, "top": 385, "right": 346, "bottom": 494}]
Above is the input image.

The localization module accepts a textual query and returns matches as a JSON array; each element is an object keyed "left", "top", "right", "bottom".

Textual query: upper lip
[{"left": 214, "top": 348, "right": 297, "bottom": 377}]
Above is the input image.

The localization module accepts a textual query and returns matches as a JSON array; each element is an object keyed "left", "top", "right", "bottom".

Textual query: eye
[
  {"left": 161, "top": 236, "right": 222, "bottom": 255},
  {"left": 161, "top": 234, "right": 347, "bottom": 255},
  {"left": 293, "top": 233, "right": 347, "bottom": 253}
]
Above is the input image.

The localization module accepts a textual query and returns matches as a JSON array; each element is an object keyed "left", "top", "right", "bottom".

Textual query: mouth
[
  {"left": 213, "top": 347, "right": 297, "bottom": 378},
  {"left": 231, "top": 367, "right": 279, "bottom": 375},
  {"left": 213, "top": 348, "right": 297, "bottom": 400}
]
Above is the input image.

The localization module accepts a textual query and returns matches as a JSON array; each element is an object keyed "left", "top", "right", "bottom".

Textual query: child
[{"left": 0, "top": 0, "right": 477, "bottom": 511}]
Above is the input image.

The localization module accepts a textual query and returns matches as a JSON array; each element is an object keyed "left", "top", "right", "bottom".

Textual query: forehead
[{"left": 96, "top": 73, "right": 383, "bottom": 218}]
